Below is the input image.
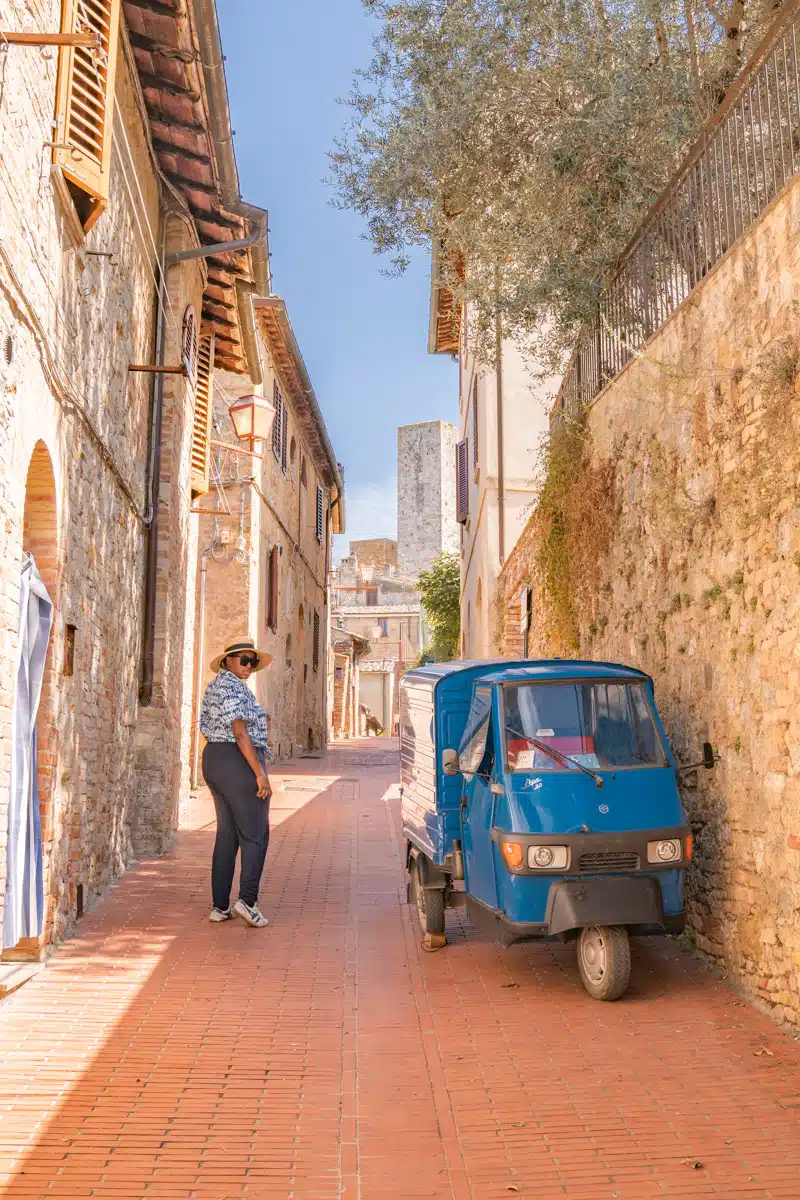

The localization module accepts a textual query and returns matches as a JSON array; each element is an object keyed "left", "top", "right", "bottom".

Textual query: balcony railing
[{"left": 555, "top": 0, "right": 800, "bottom": 419}]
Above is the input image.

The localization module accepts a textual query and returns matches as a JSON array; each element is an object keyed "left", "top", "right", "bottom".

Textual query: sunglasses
[{"left": 234, "top": 654, "right": 259, "bottom": 668}]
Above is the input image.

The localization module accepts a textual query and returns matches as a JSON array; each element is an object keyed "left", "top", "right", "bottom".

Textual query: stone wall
[
  {"left": 494, "top": 174, "right": 800, "bottom": 1026},
  {"left": 397, "top": 421, "right": 459, "bottom": 579},
  {"left": 350, "top": 539, "right": 397, "bottom": 571},
  {"left": 0, "top": 6, "right": 164, "bottom": 946}
]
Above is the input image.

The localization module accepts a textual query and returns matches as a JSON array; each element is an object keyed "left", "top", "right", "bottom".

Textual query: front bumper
[{"left": 490, "top": 824, "right": 691, "bottom": 875}]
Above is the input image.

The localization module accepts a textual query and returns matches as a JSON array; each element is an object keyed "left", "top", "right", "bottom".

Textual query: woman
[{"left": 200, "top": 633, "right": 274, "bottom": 928}]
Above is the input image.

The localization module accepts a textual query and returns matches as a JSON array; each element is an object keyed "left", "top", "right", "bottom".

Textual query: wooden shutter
[
  {"left": 312, "top": 610, "right": 320, "bottom": 672},
  {"left": 315, "top": 485, "right": 324, "bottom": 542},
  {"left": 472, "top": 376, "right": 479, "bottom": 467},
  {"left": 456, "top": 438, "right": 469, "bottom": 524},
  {"left": 190, "top": 333, "right": 214, "bottom": 498},
  {"left": 281, "top": 404, "right": 288, "bottom": 473},
  {"left": 267, "top": 546, "right": 279, "bottom": 632},
  {"left": 272, "top": 385, "right": 282, "bottom": 460},
  {"left": 53, "top": 0, "right": 122, "bottom": 232}
]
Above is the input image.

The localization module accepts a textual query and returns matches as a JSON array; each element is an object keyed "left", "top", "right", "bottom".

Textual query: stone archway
[{"left": 3, "top": 441, "right": 59, "bottom": 961}]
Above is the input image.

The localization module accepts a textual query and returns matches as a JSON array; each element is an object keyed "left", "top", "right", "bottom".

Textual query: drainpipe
[
  {"left": 139, "top": 226, "right": 267, "bottom": 705},
  {"left": 192, "top": 551, "right": 209, "bottom": 788},
  {"left": 495, "top": 295, "right": 505, "bottom": 566}
]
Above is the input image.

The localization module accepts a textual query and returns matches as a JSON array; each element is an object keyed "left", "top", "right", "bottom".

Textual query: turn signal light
[
  {"left": 500, "top": 841, "right": 524, "bottom": 870},
  {"left": 684, "top": 833, "right": 694, "bottom": 862}
]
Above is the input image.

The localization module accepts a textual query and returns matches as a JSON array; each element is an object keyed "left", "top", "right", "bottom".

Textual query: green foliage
[
  {"left": 417, "top": 551, "right": 461, "bottom": 661},
  {"left": 331, "top": 0, "right": 773, "bottom": 366},
  {"left": 534, "top": 411, "right": 614, "bottom": 651}
]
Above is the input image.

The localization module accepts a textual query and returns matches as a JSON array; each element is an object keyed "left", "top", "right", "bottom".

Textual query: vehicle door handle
[{"left": 490, "top": 781, "right": 504, "bottom": 795}]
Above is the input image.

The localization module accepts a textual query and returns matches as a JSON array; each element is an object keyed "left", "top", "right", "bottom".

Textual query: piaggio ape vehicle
[{"left": 399, "top": 660, "right": 715, "bottom": 1000}]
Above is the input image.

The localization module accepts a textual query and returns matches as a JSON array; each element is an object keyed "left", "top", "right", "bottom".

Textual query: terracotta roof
[{"left": 122, "top": 0, "right": 267, "bottom": 375}]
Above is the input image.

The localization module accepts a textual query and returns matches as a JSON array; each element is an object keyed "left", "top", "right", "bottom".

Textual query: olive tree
[
  {"left": 417, "top": 551, "right": 461, "bottom": 661},
  {"left": 331, "top": 0, "right": 779, "bottom": 367}
]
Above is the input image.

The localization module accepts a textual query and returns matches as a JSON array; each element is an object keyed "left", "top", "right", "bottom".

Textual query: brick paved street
[{"left": 1, "top": 740, "right": 799, "bottom": 1200}]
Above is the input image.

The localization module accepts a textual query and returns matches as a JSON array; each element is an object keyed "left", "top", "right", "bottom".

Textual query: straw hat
[{"left": 210, "top": 633, "right": 272, "bottom": 674}]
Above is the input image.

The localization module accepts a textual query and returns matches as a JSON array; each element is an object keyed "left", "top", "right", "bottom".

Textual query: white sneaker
[
  {"left": 233, "top": 899, "right": 269, "bottom": 928},
  {"left": 209, "top": 906, "right": 232, "bottom": 922}
]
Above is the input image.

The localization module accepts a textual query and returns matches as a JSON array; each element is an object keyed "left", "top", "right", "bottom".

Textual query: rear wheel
[
  {"left": 577, "top": 925, "right": 630, "bottom": 1001},
  {"left": 410, "top": 858, "right": 446, "bottom": 937}
]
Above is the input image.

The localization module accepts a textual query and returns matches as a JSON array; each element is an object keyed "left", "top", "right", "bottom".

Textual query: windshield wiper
[{"left": 506, "top": 727, "right": 605, "bottom": 788}]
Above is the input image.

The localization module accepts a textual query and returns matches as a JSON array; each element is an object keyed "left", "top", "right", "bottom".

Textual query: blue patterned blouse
[{"left": 200, "top": 669, "right": 272, "bottom": 756}]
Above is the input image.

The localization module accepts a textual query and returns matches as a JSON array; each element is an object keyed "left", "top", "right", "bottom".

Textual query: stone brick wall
[
  {"left": 494, "top": 174, "right": 800, "bottom": 1026},
  {"left": 0, "top": 6, "right": 166, "bottom": 947},
  {"left": 398, "top": 421, "right": 459, "bottom": 579},
  {"left": 350, "top": 539, "right": 397, "bottom": 571}
]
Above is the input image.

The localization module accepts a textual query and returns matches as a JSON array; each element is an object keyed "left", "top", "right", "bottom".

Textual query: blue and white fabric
[
  {"left": 200, "top": 669, "right": 272, "bottom": 755},
  {"left": 3, "top": 554, "right": 53, "bottom": 949}
]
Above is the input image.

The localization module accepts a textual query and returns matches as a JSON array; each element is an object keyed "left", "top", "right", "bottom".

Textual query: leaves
[
  {"left": 417, "top": 552, "right": 461, "bottom": 660},
  {"left": 331, "top": 0, "right": 777, "bottom": 366}
]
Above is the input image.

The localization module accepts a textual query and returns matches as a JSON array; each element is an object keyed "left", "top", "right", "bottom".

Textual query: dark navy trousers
[{"left": 202, "top": 742, "right": 270, "bottom": 909}]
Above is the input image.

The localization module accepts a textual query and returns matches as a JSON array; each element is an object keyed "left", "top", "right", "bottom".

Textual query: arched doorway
[
  {"left": 3, "top": 441, "right": 58, "bottom": 960},
  {"left": 295, "top": 605, "right": 305, "bottom": 748}
]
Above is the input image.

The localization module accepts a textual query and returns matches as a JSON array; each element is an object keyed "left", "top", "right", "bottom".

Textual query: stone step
[{"left": 0, "top": 962, "right": 44, "bottom": 1000}]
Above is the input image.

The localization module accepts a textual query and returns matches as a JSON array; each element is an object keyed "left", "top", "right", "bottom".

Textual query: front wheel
[{"left": 577, "top": 925, "right": 631, "bottom": 1001}]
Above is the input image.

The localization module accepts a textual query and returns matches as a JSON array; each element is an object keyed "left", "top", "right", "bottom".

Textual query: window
[
  {"left": 312, "top": 610, "right": 320, "bottom": 672},
  {"left": 458, "top": 687, "right": 493, "bottom": 776},
  {"left": 182, "top": 307, "right": 199, "bottom": 381},
  {"left": 378, "top": 619, "right": 389, "bottom": 638},
  {"left": 266, "top": 546, "right": 279, "bottom": 632},
  {"left": 456, "top": 438, "right": 469, "bottom": 524},
  {"left": 63, "top": 623, "right": 76, "bottom": 677},
  {"left": 365, "top": 587, "right": 378, "bottom": 607},
  {"left": 190, "top": 333, "right": 214, "bottom": 498},
  {"left": 272, "top": 384, "right": 283, "bottom": 461},
  {"left": 503, "top": 682, "right": 668, "bottom": 772},
  {"left": 53, "top": 0, "right": 122, "bottom": 232},
  {"left": 315, "top": 484, "right": 324, "bottom": 542},
  {"left": 472, "top": 376, "right": 479, "bottom": 467}
]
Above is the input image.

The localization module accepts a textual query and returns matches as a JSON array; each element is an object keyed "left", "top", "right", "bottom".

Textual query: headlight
[
  {"left": 528, "top": 845, "right": 569, "bottom": 870},
  {"left": 647, "top": 838, "right": 681, "bottom": 864}
]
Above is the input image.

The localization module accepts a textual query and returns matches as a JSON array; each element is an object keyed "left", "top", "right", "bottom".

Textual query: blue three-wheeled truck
[{"left": 399, "top": 660, "right": 716, "bottom": 1001}]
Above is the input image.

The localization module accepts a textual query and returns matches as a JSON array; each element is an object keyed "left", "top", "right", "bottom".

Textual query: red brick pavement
[{"left": 0, "top": 740, "right": 799, "bottom": 1199}]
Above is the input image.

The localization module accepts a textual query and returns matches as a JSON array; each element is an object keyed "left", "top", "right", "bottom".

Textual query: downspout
[
  {"left": 191, "top": 551, "right": 208, "bottom": 788},
  {"left": 321, "top": 501, "right": 332, "bottom": 750},
  {"left": 495, "top": 296, "right": 505, "bottom": 567},
  {"left": 139, "top": 227, "right": 267, "bottom": 705}
]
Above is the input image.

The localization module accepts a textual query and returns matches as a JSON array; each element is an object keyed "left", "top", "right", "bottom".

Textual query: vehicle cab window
[
  {"left": 503, "top": 681, "right": 668, "bottom": 771},
  {"left": 459, "top": 686, "right": 494, "bottom": 775}
]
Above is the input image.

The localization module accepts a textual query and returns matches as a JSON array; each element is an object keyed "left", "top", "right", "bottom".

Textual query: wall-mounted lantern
[{"left": 229, "top": 393, "right": 276, "bottom": 448}]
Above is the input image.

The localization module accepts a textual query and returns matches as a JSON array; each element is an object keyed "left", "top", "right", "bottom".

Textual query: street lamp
[{"left": 228, "top": 393, "right": 276, "bottom": 448}]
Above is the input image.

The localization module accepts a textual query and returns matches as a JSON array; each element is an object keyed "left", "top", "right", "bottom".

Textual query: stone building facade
[
  {"left": 494, "top": 173, "right": 800, "bottom": 1026},
  {"left": 191, "top": 298, "right": 344, "bottom": 769},
  {"left": 397, "top": 421, "right": 459, "bottom": 580},
  {"left": 0, "top": 0, "right": 267, "bottom": 965}
]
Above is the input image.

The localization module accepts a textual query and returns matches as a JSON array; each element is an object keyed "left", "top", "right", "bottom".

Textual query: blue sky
[{"left": 219, "top": 0, "right": 457, "bottom": 556}]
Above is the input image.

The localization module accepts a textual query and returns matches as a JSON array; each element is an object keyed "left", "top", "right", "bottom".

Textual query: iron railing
[{"left": 555, "top": 0, "right": 800, "bottom": 418}]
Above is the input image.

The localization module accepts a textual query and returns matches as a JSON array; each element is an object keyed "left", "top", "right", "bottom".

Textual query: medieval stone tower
[{"left": 397, "top": 421, "right": 459, "bottom": 580}]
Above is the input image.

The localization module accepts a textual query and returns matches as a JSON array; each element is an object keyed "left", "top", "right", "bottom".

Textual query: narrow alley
[{"left": 0, "top": 741, "right": 798, "bottom": 1200}]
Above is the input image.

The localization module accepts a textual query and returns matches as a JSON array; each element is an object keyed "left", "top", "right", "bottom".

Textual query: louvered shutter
[
  {"left": 315, "top": 485, "right": 324, "bottom": 542},
  {"left": 190, "top": 333, "right": 215, "bottom": 498},
  {"left": 472, "top": 377, "right": 479, "bottom": 467},
  {"left": 312, "top": 610, "right": 320, "bottom": 672},
  {"left": 53, "top": 0, "right": 122, "bottom": 232},
  {"left": 267, "top": 546, "right": 279, "bottom": 632},
  {"left": 272, "top": 385, "right": 282, "bottom": 460},
  {"left": 456, "top": 439, "right": 469, "bottom": 524},
  {"left": 281, "top": 405, "right": 288, "bottom": 474}
]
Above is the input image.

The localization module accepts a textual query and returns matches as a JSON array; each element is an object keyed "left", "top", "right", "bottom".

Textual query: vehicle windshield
[{"left": 503, "top": 681, "right": 668, "bottom": 771}]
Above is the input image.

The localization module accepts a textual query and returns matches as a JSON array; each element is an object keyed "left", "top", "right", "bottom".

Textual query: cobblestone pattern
[
  {"left": 0, "top": 743, "right": 799, "bottom": 1198},
  {"left": 495, "top": 176, "right": 800, "bottom": 1026}
]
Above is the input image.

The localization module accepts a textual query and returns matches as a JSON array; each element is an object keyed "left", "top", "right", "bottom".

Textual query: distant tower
[{"left": 397, "top": 421, "right": 459, "bottom": 579}]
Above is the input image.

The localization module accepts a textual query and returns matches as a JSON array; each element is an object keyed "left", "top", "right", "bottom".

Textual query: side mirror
[
  {"left": 702, "top": 742, "right": 716, "bottom": 770},
  {"left": 442, "top": 748, "right": 461, "bottom": 776}
]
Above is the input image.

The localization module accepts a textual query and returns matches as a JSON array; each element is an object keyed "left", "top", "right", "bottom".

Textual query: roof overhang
[
  {"left": 254, "top": 297, "right": 345, "bottom": 534},
  {"left": 123, "top": 0, "right": 269, "bottom": 377}
]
